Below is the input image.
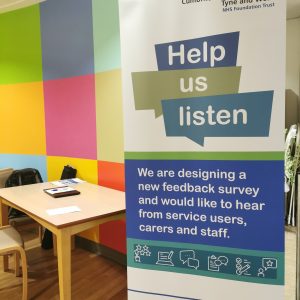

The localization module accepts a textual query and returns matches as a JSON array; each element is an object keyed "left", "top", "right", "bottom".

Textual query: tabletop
[{"left": 0, "top": 182, "right": 126, "bottom": 228}]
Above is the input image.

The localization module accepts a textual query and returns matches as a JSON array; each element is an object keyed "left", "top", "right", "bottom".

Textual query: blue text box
[
  {"left": 155, "top": 32, "right": 240, "bottom": 70},
  {"left": 162, "top": 91, "right": 273, "bottom": 146}
]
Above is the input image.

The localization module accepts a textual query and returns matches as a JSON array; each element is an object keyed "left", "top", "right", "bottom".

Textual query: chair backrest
[
  {"left": 0, "top": 168, "right": 14, "bottom": 188},
  {"left": 60, "top": 165, "right": 77, "bottom": 180},
  {"left": 5, "top": 168, "right": 43, "bottom": 187},
  {"left": 5, "top": 168, "right": 43, "bottom": 219}
]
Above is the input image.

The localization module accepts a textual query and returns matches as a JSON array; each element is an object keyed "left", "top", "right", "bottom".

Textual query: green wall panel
[
  {"left": 0, "top": 5, "right": 42, "bottom": 84},
  {"left": 92, "top": 0, "right": 121, "bottom": 72}
]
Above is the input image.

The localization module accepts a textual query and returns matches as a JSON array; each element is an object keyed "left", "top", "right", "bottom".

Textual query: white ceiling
[
  {"left": 0, "top": 0, "right": 299, "bottom": 19},
  {"left": 0, "top": 0, "right": 45, "bottom": 14}
]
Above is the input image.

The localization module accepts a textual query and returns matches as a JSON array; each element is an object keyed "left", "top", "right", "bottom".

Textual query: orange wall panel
[{"left": 98, "top": 160, "right": 125, "bottom": 191}]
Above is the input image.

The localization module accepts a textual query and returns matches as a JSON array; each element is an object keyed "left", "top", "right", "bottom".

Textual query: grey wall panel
[{"left": 40, "top": 0, "right": 94, "bottom": 80}]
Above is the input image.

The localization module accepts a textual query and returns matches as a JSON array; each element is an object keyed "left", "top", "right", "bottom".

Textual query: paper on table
[
  {"left": 51, "top": 178, "right": 86, "bottom": 187},
  {"left": 46, "top": 206, "right": 81, "bottom": 216},
  {"left": 45, "top": 186, "right": 76, "bottom": 195},
  {"left": 50, "top": 181, "right": 66, "bottom": 187}
]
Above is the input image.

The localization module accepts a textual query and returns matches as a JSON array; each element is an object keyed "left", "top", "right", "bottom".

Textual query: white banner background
[
  {"left": 119, "top": 0, "right": 286, "bottom": 299},
  {"left": 119, "top": 0, "right": 286, "bottom": 152}
]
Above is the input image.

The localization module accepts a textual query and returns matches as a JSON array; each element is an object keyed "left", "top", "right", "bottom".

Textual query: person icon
[
  {"left": 257, "top": 268, "right": 265, "bottom": 277},
  {"left": 236, "top": 258, "right": 242, "bottom": 268},
  {"left": 235, "top": 258, "right": 242, "bottom": 275},
  {"left": 134, "top": 255, "right": 141, "bottom": 263},
  {"left": 134, "top": 248, "right": 141, "bottom": 263}
]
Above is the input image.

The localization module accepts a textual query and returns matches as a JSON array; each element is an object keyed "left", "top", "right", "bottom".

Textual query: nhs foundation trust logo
[{"left": 131, "top": 32, "right": 273, "bottom": 146}]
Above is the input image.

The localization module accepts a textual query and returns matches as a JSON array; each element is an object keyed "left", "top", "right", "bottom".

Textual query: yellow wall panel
[
  {"left": 46, "top": 156, "right": 98, "bottom": 183},
  {"left": 95, "top": 70, "right": 124, "bottom": 163},
  {"left": 0, "top": 82, "right": 46, "bottom": 154},
  {"left": 79, "top": 227, "right": 100, "bottom": 243},
  {"left": 47, "top": 156, "right": 99, "bottom": 242},
  {"left": 79, "top": 214, "right": 125, "bottom": 244}
]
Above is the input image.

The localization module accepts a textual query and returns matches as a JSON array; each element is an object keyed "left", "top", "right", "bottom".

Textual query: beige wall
[
  {"left": 286, "top": 18, "right": 300, "bottom": 96},
  {"left": 286, "top": 18, "right": 300, "bottom": 128}
]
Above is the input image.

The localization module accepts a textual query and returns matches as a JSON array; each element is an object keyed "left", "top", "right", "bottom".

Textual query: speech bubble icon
[
  {"left": 180, "top": 250, "right": 195, "bottom": 264},
  {"left": 262, "top": 258, "right": 278, "bottom": 270},
  {"left": 218, "top": 256, "right": 229, "bottom": 266},
  {"left": 188, "top": 258, "right": 200, "bottom": 270}
]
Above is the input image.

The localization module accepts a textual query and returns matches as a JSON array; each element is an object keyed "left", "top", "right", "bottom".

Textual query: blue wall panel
[{"left": 0, "top": 154, "right": 48, "bottom": 182}]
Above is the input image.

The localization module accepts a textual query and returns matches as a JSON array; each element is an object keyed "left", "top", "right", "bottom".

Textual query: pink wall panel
[{"left": 44, "top": 75, "right": 97, "bottom": 159}]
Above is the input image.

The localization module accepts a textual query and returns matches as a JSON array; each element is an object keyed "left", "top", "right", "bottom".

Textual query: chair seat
[
  {"left": 0, "top": 225, "right": 28, "bottom": 299},
  {"left": 9, "top": 215, "right": 38, "bottom": 226},
  {"left": 0, "top": 226, "right": 23, "bottom": 250}
]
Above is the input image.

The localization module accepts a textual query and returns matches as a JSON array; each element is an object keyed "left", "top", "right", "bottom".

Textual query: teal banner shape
[
  {"left": 127, "top": 238, "right": 284, "bottom": 286},
  {"left": 162, "top": 91, "right": 273, "bottom": 146}
]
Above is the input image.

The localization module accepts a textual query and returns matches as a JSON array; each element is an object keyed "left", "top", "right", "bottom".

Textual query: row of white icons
[{"left": 134, "top": 246, "right": 278, "bottom": 277}]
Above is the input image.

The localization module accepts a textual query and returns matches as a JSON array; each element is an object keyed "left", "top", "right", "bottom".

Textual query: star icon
[
  {"left": 265, "top": 260, "right": 274, "bottom": 267},
  {"left": 143, "top": 245, "right": 150, "bottom": 252}
]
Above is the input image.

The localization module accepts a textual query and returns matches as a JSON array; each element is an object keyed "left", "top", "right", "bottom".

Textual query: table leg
[
  {"left": 53, "top": 234, "right": 75, "bottom": 257},
  {"left": 14, "top": 252, "right": 21, "bottom": 277},
  {"left": 56, "top": 228, "right": 71, "bottom": 300},
  {"left": 53, "top": 235, "right": 57, "bottom": 257},
  {"left": 0, "top": 198, "right": 9, "bottom": 271}
]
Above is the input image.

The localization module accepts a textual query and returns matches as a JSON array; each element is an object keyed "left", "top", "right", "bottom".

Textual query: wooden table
[{"left": 0, "top": 182, "right": 126, "bottom": 300}]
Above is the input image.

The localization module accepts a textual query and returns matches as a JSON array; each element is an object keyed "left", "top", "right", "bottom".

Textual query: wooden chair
[
  {"left": 0, "top": 225, "right": 28, "bottom": 300},
  {"left": 1, "top": 168, "right": 43, "bottom": 244},
  {"left": 0, "top": 168, "right": 13, "bottom": 188}
]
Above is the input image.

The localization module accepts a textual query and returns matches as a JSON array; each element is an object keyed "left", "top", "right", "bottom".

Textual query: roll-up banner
[{"left": 119, "top": 1, "right": 285, "bottom": 299}]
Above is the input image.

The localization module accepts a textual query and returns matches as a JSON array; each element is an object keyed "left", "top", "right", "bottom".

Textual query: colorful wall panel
[
  {"left": 0, "top": 154, "right": 47, "bottom": 181},
  {"left": 46, "top": 156, "right": 98, "bottom": 183},
  {"left": 98, "top": 161, "right": 125, "bottom": 192},
  {"left": 92, "top": 0, "right": 121, "bottom": 72},
  {"left": 44, "top": 75, "right": 97, "bottom": 159},
  {"left": 0, "top": 82, "right": 46, "bottom": 154},
  {"left": 0, "top": 0, "right": 125, "bottom": 250},
  {"left": 99, "top": 219, "right": 126, "bottom": 254},
  {"left": 0, "top": 5, "right": 42, "bottom": 84},
  {"left": 40, "top": 0, "right": 94, "bottom": 80},
  {"left": 95, "top": 70, "right": 124, "bottom": 163}
]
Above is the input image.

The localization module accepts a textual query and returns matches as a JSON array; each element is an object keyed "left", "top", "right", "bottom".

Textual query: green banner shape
[
  {"left": 128, "top": 238, "right": 284, "bottom": 286},
  {"left": 132, "top": 66, "right": 241, "bottom": 117},
  {"left": 124, "top": 151, "right": 284, "bottom": 161}
]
